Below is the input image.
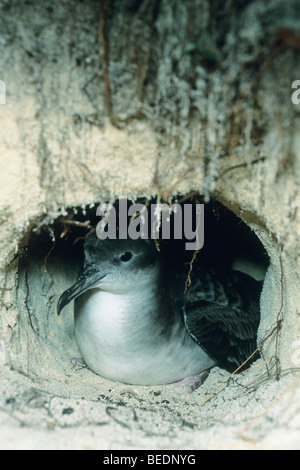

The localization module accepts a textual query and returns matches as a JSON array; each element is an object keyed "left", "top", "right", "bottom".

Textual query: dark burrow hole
[
  {"left": 22, "top": 197, "right": 269, "bottom": 278},
  {"left": 16, "top": 197, "right": 269, "bottom": 378}
]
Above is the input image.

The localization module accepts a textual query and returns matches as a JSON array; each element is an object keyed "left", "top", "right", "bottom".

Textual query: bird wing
[{"left": 182, "top": 269, "right": 262, "bottom": 372}]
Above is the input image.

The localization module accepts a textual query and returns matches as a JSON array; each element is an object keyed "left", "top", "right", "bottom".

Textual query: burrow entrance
[
  {"left": 14, "top": 197, "right": 269, "bottom": 379},
  {"left": 4, "top": 197, "right": 298, "bottom": 446}
]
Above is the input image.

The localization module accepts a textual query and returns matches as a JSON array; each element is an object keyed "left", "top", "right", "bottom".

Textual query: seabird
[{"left": 57, "top": 233, "right": 262, "bottom": 390}]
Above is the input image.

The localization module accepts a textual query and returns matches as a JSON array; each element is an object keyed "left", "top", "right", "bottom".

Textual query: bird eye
[{"left": 120, "top": 251, "right": 133, "bottom": 262}]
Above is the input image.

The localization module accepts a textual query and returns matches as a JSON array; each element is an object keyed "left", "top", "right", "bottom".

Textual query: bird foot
[
  {"left": 173, "top": 369, "right": 210, "bottom": 393},
  {"left": 70, "top": 357, "right": 87, "bottom": 368}
]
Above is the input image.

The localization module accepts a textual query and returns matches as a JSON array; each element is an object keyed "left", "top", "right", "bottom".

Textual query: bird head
[{"left": 57, "top": 233, "right": 160, "bottom": 315}]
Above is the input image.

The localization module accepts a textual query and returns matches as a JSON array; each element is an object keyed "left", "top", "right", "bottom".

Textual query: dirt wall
[{"left": 0, "top": 0, "right": 300, "bottom": 450}]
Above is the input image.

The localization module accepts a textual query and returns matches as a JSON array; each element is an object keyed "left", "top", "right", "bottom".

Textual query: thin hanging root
[
  {"left": 184, "top": 199, "right": 202, "bottom": 294},
  {"left": 235, "top": 358, "right": 275, "bottom": 393},
  {"left": 199, "top": 348, "right": 259, "bottom": 408},
  {"left": 59, "top": 225, "right": 70, "bottom": 239},
  {"left": 152, "top": 221, "right": 160, "bottom": 252},
  {"left": 42, "top": 235, "right": 56, "bottom": 273},
  {"left": 258, "top": 246, "right": 284, "bottom": 380},
  {"left": 218, "top": 156, "right": 266, "bottom": 179},
  {"left": 184, "top": 249, "right": 199, "bottom": 294},
  {"left": 150, "top": 197, "right": 161, "bottom": 252},
  {"left": 99, "top": 0, "right": 112, "bottom": 117},
  {"left": 41, "top": 217, "right": 95, "bottom": 269},
  {"left": 98, "top": 0, "right": 123, "bottom": 128},
  {"left": 73, "top": 227, "right": 96, "bottom": 246},
  {"left": 58, "top": 218, "right": 94, "bottom": 231},
  {"left": 25, "top": 269, "right": 39, "bottom": 337},
  {"left": 244, "top": 355, "right": 273, "bottom": 371},
  {"left": 275, "top": 247, "right": 284, "bottom": 380},
  {"left": 235, "top": 372, "right": 270, "bottom": 394},
  {"left": 56, "top": 217, "right": 95, "bottom": 245}
]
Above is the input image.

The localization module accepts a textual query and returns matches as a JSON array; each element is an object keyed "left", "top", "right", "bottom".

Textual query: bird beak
[{"left": 57, "top": 263, "right": 108, "bottom": 315}]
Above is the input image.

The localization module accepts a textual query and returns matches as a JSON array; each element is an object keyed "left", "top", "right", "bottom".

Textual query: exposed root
[
  {"left": 42, "top": 233, "right": 56, "bottom": 273},
  {"left": 98, "top": 0, "right": 127, "bottom": 128},
  {"left": 72, "top": 227, "right": 96, "bottom": 246},
  {"left": 199, "top": 348, "right": 260, "bottom": 408},
  {"left": 218, "top": 156, "right": 266, "bottom": 180},
  {"left": 25, "top": 269, "right": 39, "bottom": 337},
  {"left": 258, "top": 246, "right": 284, "bottom": 381},
  {"left": 184, "top": 198, "right": 202, "bottom": 294},
  {"left": 184, "top": 249, "right": 199, "bottom": 294}
]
